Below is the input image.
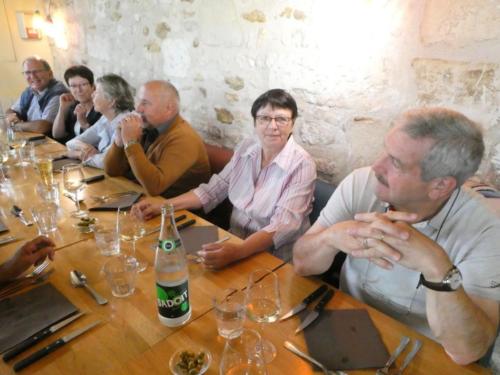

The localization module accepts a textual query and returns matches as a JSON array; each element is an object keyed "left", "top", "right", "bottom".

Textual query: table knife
[
  {"left": 12, "top": 320, "right": 100, "bottom": 372},
  {"left": 280, "top": 284, "right": 328, "bottom": 321},
  {"left": 295, "top": 289, "right": 334, "bottom": 334},
  {"left": 3, "top": 312, "right": 84, "bottom": 361},
  {"left": 145, "top": 215, "right": 187, "bottom": 236},
  {"left": 178, "top": 219, "right": 195, "bottom": 231}
]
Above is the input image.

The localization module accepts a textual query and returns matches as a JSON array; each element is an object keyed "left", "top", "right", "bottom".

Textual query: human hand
[
  {"left": 73, "top": 103, "right": 89, "bottom": 128},
  {"left": 121, "top": 114, "right": 143, "bottom": 144},
  {"left": 7, "top": 236, "right": 55, "bottom": 280},
  {"left": 351, "top": 211, "right": 452, "bottom": 277},
  {"left": 6, "top": 112, "right": 20, "bottom": 126},
  {"left": 131, "top": 196, "right": 166, "bottom": 221},
  {"left": 197, "top": 242, "right": 241, "bottom": 269},
  {"left": 80, "top": 145, "right": 98, "bottom": 161},
  {"left": 59, "top": 93, "right": 76, "bottom": 109}
]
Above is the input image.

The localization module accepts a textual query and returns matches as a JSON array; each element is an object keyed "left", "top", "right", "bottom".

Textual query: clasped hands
[
  {"left": 337, "top": 211, "right": 452, "bottom": 278},
  {"left": 114, "top": 113, "right": 144, "bottom": 148}
]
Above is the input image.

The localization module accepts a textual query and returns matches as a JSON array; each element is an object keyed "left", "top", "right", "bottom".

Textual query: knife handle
[
  {"left": 178, "top": 219, "right": 195, "bottom": 231},
  {"left": 3, "top": 328, "right": 50, "bottom": 361},
  {"left": 175, "top": 214, "right": 187, "bottom": 222},
  {"left": 302, "top": 284, "right": 328, "bottom": 305},
  {"left": 13, "top": 339, "right": 65, "bottom": 372},
  {"left": 314, "top": 289, "right": 334, "bottom": 312}
]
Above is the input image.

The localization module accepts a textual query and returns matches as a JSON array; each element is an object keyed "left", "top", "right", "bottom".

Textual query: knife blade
[
  {"left": 295, "top": 289, "right": 334, "bottom": 334},
  {"left": 3, "top": 312, "right": 85, "bottom": 361},
  {"left": 12, "top": 320, "right": 100, "bottom": 372},
  {"left": 280, "top": 284, "right": 328, "bottom": 321}
]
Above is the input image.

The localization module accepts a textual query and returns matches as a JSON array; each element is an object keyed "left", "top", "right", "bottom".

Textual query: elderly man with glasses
[{"left": 6, "top": 56, "right": 68, "bottom": 135}]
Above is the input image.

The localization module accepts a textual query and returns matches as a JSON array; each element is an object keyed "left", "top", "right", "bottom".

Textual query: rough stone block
[
  {"left": 242, "top": 10, "right": 266, "bottom": 23},
  {"left": 155, "top": 22, "right": 171, "bottom": 39},
  {"left": 215, "top": 107, "right": 234, "bottom": 124},
  {"left": 224, "top": 76, "right": 244, "bottom": 91}
]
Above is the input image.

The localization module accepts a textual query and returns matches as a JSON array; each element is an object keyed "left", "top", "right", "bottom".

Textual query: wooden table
[{"left": 0, "top": 134, "right": 491, "bottom": 374}]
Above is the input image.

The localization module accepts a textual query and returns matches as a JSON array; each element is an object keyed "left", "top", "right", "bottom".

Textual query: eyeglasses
[
  {"left": 69, "top": 83, "right": 91, "bottom": 89},
  {"left": 22, "top": 69, "right": 48, "bottom": 77},
  {"left": 255, "top": 115, "right": 292, "bottom": 127}
]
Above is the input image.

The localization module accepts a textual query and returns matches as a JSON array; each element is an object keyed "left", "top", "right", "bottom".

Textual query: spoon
[
  {"left": 284, "top": 341, "right": 347, "bottom": 375},
  {"left": 70, "top": 270, "right": 108, "bottom": 305}
]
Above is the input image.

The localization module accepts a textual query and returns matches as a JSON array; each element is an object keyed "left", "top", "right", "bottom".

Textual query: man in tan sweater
[{"left": 104, "top": 80, "right": 210, "bottom": 197}]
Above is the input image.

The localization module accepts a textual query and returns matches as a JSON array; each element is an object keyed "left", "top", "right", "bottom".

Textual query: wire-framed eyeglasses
[{"left": 255, "top": 115, "right": 292, "bottom": 127}]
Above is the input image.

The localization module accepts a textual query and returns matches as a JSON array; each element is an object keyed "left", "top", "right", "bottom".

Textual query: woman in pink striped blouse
[{"left": 132, "top": 89, "right": 317, "bottom": 268}]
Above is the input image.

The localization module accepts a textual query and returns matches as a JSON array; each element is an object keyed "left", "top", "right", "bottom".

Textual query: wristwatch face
[{"left": 444, "top": 268, "right": 463, "bottom": 290}]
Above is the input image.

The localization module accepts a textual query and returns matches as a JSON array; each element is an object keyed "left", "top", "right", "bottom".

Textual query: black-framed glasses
[
  {"left": 255, "top": 115, "right": 292, "bottom": 127},
  {"left": 21, "top": 69, "right": 48, "bottom": 77}
]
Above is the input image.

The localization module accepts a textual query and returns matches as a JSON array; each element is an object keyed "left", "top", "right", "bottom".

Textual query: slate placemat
[
  {"left": 88, "top": 192, "right": 142, "bottom": 211},
  {"left": 0, "top": 218, "right": 8, "bottom": 233},
  {"left": 0, "top": 283, "right": 78, "bottom": 353},
  {"left": 180, "top": 225, "right": 219, "bottom": 254},
  {"left": 302, "top": 309, "right": 389, "bottom": 370}
]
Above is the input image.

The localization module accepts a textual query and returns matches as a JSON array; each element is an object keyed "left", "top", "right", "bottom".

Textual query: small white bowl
[{"left": 169, "top": 347, "right": 212, "bottom": 375}]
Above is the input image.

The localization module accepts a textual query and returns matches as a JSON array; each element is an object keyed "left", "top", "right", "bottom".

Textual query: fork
[
  {"left": 376, "top": 336, "right": 410, "bottom": 375},
  {"left": 18, "top": 260, "right": 50, "bottom": 280},
  {"left": 393, "top": 339, "right": 422, "bottom": 375},
  {"left": 284, "top": 341, "right": 347, "bottom": 375}
]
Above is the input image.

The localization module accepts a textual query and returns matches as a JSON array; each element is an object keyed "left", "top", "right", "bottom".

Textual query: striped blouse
[{"left": 194, "top": 136, "right": 316, "bottom": 260}]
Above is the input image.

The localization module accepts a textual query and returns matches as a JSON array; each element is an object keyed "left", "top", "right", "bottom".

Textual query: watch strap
[
  {"left": 417, "top": 266, "right": 460, "bottom": 292},
  {"left": 124, "top": 140, "right": 140, "bottom": 150}
]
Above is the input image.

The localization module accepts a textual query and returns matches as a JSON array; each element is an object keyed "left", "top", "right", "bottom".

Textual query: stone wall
[{"left": 46, "top": 0, "right": 500, "bottom": 185}]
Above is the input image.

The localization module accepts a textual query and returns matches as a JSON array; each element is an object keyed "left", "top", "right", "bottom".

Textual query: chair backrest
[
  {"left": 204, "top": 143, "right": 234, "bottom": 175},
  {"left": 309, "top": 179, "right": 336, "bottom": 224}
]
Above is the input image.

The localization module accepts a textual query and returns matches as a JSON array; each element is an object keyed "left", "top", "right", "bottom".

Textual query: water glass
[
  {"left": 213, "top": 289, "right": 246, "bottom": 339},
  {"left": 20, "top": 142, "right": 36, "bottom": 165},
  {"left": 31, "top": 202, "right": 58, "bottom": 235},
  {"left": 36, "top": 182, "right": 60, "bottom": 205},
  {"left": 219, "top": 329, "right": 267, "bottom": 375},
  {"left": 94, "top": 224, "right": 120, "bottom": 256},
  {"left": 102, "top": 255, "right": 138, "bottom": 297}
]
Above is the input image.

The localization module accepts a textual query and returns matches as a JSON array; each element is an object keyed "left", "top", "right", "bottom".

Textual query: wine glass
[
  {"left": 7, "top": 127, "right": 27, "bottom": 166},
  {"left": 245, "top": 269, "right": 280, "bottom": 363},
  {"left": 117, "top": 208, "right": 147, "bottom": 272},
  {"left": 62, "top": 163, "right": 87, "bottom": 218},
  {"left": 219, "top": 328, "right": 267, "bottom": 375}
]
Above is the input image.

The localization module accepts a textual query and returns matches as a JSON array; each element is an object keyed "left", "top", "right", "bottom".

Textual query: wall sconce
[{"left": 15, "top": 11, "right": 42, "bottom": 40}]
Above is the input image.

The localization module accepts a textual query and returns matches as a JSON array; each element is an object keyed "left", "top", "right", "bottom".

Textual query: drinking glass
[
  {"left": 31, "top": 202, "right": 58, "bottom": 235},
  {"left": 245, "top": 269, "right": 280, "bottom": 363},
  {"left": 36, "top": 157, "right": 54, "bottom": 187},
  {"left": 7, "top": 128, "right": 27, "bottom": 166},
  {"left": 62, "top": 163, "right": 87, "bottom": 217},
  {"left": 117, "top": 208, "right": 147, "bottom": 272},
  {"left": 102, "top": 255, "right": 138, "bottom": 297},
  {"left": 213, "top": 288, "right": 246, "bottom": 339},
  {"left": 0, "top": 140, "right": 9, "bottom": 183},
  {"left": 219, "top": 329, "right": 267, "bottom": 375}
]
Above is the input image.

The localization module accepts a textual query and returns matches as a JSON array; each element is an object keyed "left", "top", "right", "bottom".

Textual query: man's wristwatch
[
  {"left": 418, "top": 266, "right": 462, "bottom": 292},
  {"left": 124, "top": 140, "right": 139, "bottom": 150}
]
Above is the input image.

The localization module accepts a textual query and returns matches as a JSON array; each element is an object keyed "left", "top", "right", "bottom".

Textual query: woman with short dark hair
[
  {"left": 132, "top": 89, "right": 317, "bottom": 267},
  {"left": 66, "top": 74, "right": 134, "bottom": 169},
  {"left": 52, "top": 65, "right": 102, "bottom": 143}
]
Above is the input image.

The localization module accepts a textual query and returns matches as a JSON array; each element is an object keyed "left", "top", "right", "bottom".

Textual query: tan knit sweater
[{"left": 104, "top": 115, "right": 210, "bottom": 197}]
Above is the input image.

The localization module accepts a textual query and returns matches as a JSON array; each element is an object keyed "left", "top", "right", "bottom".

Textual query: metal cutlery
[
  {"left": 284, "top": 341, "right": 347, "bottom": 375},
  {"left": 91, "top": 191, "right": 137, "bottom": 203},
  {"left": 18, "top": 260, "right": 50, "bottom": 280},
  {"left": 280, "top": 284, "right": 328, "bottom": 321},
  {"left": 0, "top": 235, "right": 19, "bottom": 246},
  {"left": 12, "top": 320, "right": 101, "bottom": 372},
  {"left": 0, "top": 269, "right": 53, "bottom": 300},
  {"left": 10, "top": 205, "right": 33, "bottom": 226},
  {"left": 394, "top": 339, "right": 422, "bottom": 374},
  {"left": 70, "top": 270, "right": 108, "bottom": 305},
  {"left": 376, "top": 336, "right": 411, "bottom": 375},
  {"left": 3, "top": 312, "right": 85, "bottom": 361},
  {"left": 295, "top": 289, "right": 334, "bottom": 334}
]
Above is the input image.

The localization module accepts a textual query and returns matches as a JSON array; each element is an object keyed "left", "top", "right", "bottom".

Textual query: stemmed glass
[
  {"left": 62, "top": 163, "right": 87, "bottom": 218},
  {"left": 7, "top": 127, "right": 27, "bottom": 166},
  {"left": 117, "top": 208, "right": 147, "bottom": 272},
  {"left": 245, "top": 269, "right": 281, "bottom": 364}
]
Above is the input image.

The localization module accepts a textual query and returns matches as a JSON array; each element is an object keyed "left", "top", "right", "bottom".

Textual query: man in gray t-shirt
[{"left": 293, "top": 107, "right": 500, "bottom": 366}]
